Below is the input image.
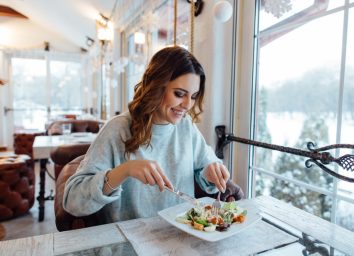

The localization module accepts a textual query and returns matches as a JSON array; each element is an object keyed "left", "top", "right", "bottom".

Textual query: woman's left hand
[{"left": 203, "top": 162, "right": 230, "bottom": 192}]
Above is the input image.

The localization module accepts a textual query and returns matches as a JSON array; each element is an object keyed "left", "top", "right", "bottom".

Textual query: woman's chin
[{"left": 169, "top": 116, "right": 183, "bottom": 124}]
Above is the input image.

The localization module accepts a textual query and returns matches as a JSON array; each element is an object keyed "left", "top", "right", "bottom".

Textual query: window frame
[{"left": 232, "top": 0, "right": 354, "bottom": 227}]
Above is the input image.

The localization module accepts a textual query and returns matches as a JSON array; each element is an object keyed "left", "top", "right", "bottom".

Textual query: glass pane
[
  {"left": 255, "top": 173, "right": 333, "bottom": 220},
  {"left": 259, "top": 0, "right": 345, "bottom": 30},
  {"left": 336, "top": 199, "right": 354, "bottom": 231},
  {"left": 125, "top": 0, "right": 191, "bottom": 102},
  {"left": 255, "top": 6, "right": 344, "bottom": 190},
  {"left": 254, "top": 1, "right": 354, "bottom": 228},
  {"left": 12, "top": 58, "right": 47, "bottom": 131},
  {"left": 152, "top": 0, "right": 190, "bottom": 49},
  {"left": 153, "top": 0, "right": 174, "bottom": 49},
  {"left": 50, "top": 60, "right": 83, "bottom": 117},
  {"left": 126, "top": 33, "right": 145, "bottom": 102},
  {"left": 337, "top": 6, "right": 354, "bottom": 204},
  {"left": 176, "top": 0, "right": 190, "bottom": 48}
]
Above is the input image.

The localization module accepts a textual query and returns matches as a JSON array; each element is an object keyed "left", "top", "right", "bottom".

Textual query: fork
[{"left": 212, "top": 191, "right": 221, "bottom": 216}]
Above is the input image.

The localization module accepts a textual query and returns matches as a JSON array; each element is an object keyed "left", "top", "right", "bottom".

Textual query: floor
[{"left": 1, "top": 161, "right": 58, "bottom": 241}]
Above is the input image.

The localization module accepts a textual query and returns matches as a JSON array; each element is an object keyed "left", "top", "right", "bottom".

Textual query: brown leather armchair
[
  {"left": 46, "top": 120, "right": 104, "bottom": 136},
  {"left": 55, "top": 156, "right": 109, "bottom": 231},
  {"left": 0, "top": 154, "right": 35, "bottom": 221},
  {"left": 50, "top": 143, "right": 90, "bottom": 179},
  {"left": 55, "top": 155, "right": 244, "bottom": 231},
  {"left": 13, "top": 132, "right": 45, "bottom": 169}
]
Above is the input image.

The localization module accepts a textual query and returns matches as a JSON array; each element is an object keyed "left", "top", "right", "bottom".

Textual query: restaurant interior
[{"left": 1, "top": 0, "right": 354, "bottom": 255}]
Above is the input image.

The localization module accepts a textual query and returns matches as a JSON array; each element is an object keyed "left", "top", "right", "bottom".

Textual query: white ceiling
[{"left": 0, "top": 0, "right": 119, "bottom": 52}]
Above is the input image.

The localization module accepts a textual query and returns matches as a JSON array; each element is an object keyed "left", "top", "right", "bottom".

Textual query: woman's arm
[
  {"left": 63, "top": 117, "right": 126, "bottom": 216},
  {"left": 190, "top": 122, "right": 229, "bottom": 192},
  {"left": 103, "top": 160, "right": 173, "bottom": 195}
]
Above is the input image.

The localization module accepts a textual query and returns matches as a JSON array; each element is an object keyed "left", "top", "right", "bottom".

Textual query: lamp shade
[
  {"left": 213, "top": 1, "right": 233, "bottom": 23},
  {"left": 134, "top": 31, "right": 146, "bottom": 45},
  {"left": 97, "top": 21, "right": 114, "bottom": 42}
]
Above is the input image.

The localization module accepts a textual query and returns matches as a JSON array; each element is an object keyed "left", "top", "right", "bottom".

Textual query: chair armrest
[
  {"left": 54, "top": 155, "right": 109, "bottom": 231},
  {"left": 220, "top": 180, "right": 245, "bottom": 202},
  {"left": 194, "top": 179, "right": 244, "bottom": 202}
]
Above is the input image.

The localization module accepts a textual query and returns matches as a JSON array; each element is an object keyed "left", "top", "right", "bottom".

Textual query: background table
[{"left": 32, "top": 133, "right": 96, "bottom": 221}]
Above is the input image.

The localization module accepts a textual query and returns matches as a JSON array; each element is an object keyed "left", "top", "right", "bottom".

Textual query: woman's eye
[{"left": 174, "top": 91, "right": 184, "bottom": 98}]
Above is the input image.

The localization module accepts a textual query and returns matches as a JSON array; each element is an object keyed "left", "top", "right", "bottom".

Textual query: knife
[{"left": 164, "top": 186, "right": 200, "bottom": 206}]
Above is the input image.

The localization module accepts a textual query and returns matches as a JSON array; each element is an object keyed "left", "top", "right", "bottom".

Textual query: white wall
[
  {"left": 0, "top": 50, "right": 9, "bottom": 148},
  {"left": 194, "top": 0, "right": 234, "bottom": 166},
  {"left": 0, "top": 51, "right": 4, "bottom": 147}
]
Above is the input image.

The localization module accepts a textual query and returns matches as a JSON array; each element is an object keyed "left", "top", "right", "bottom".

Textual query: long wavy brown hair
[{"left": 125, "top": 46, "right": 206, "bottom": 156}]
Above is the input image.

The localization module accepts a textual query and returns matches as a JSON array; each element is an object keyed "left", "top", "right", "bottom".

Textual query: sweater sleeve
[
  {"left": 191, "top": 122, "right": 221, "bottom": 194},
  {"left": 62, "top": 117, "right": 126, "bottom": 216}
]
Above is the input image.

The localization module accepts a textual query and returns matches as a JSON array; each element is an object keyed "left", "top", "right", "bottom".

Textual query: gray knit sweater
[{"left": 63, "top": 112, "right": 220, "bottom": 222}]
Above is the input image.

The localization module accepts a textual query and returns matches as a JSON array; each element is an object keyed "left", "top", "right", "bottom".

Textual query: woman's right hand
[{"left": 118, "top": 160, "right": 173, "bottom": 191}]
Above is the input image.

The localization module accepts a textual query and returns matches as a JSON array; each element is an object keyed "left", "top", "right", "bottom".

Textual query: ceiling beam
[{"left": 0, "top": 5, "right": 28, "bottom": 19}]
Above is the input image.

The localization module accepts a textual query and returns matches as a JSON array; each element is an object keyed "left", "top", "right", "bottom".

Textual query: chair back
[
  {"left": 50, "top": 143, "right": 90, "bottom": 179},
  {"left": 13, "top": 132, "right": 45, "bottom": 168},
  {"left": 46, "top": 120, "right": 104, "bottom": 135},
  {"left": 54, "top": 155, "right": 110, "bottom": 231}
]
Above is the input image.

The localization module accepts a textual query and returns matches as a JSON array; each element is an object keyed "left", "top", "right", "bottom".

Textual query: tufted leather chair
[
  {"left": 50, "top": 143, "right": 91, "bottom": 179},
  {"left": 55, "top": 156, "right": 244, "bottom": 231},
  {"left": 46, "top": 120, "right": 104, "bottom": 136},
  {"left": 13, "top": 132, "right": 45, "bottom": 169},
  {"left": 0, "top": 154, "right": 35, "bottom": 221}
]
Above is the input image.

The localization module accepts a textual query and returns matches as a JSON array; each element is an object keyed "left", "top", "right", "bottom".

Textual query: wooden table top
[{"left": 1, "top": 196, "right": 353, "bottom": 256}]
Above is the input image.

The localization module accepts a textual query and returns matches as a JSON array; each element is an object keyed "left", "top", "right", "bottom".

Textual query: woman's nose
[{"left": 181, "top": 97, "right": 192, "bottom": 109}]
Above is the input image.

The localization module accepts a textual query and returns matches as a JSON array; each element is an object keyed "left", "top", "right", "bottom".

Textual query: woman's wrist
[
  {"left": 104, "top": 170, "right": 118, "bottom": 191},
  {"left": 103, "top": 164, "right": 129, "bottom": 195}
]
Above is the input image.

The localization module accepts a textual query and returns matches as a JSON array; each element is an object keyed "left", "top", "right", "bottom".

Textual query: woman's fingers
[
  {"left": 143, "top": 169, "right": 156, "bottom": 186},
  {"left": 138, "top": 161, "right": 173, "bottom": 192},
  {"left": 157, "top": 168, "right": 174, "bottom": 191},
  {"left": 207, "top": 163, "right": 230, "bottom": 192},
  {"left": 209, "top": 165, "right": 222, "bottom": 191},
  {"left": 219, "top": 164, "right": 230, "bottom": 190},
  {"left": 151, "top": 164, "right": 173, "bottom": 191}
]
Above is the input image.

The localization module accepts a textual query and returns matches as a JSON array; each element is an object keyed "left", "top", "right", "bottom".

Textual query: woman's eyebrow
[{"left": 173, "top": 88, "right": 188, "bottom": 93}]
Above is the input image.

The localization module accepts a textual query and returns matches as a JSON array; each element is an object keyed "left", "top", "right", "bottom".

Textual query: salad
[{"left": 175, "top": 201, "right": 247, "bottom": 232}]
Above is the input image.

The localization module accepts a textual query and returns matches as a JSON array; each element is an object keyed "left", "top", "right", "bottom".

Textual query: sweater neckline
[{"left": 152, "top": 123, "right": 174, "bottom": 135}]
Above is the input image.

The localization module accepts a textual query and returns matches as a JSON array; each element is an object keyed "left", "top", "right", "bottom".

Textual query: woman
[{"left": 63, "top": 46, "right": 235, "bottom": 222}]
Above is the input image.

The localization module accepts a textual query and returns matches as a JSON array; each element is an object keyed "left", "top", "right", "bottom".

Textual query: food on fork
[{"left": 175, "top": 201, "right": 247, "bottom": 232}]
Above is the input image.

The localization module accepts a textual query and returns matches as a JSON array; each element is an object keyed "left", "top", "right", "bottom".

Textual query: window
[
  {"left": 11, "top": 56, "right": 85, "bottom": 131},
  {"left": 250, "top": 0, "right": 354, "bottom": 231},
  {"left": 50, "top": 60, "right": 83, "bottom": 116},
  {"left": 12, "top": 58, "right": 47, "bottom": 130},
  {"left": 123, "top": 0, "right": 191, "bottom": 104}
]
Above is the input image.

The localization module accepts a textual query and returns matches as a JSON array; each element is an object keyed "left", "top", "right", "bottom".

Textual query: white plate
[{"left": 158, "top": 197, "right": 262, "bottom": 242}]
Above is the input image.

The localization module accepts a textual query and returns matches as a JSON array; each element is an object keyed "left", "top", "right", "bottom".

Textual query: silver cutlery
[
  {"left": 212, "top": 191, "right": 221, "bottom": 215},
  {"left": 164, "top": 186, "right": 200, "bottom": 206}
]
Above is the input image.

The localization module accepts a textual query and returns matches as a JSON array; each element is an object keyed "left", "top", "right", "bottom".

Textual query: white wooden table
[
  {"left": 1, "top": 196, "right": 354, "bottom": 256},
  {"left": 32, "top": 133, "right": 96, "bottom": 222},
  {"left": 33, "top": 133, "right": 96, "bottom": 160}
]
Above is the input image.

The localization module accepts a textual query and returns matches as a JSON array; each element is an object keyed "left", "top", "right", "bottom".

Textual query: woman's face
[{"left": 153, "top": 73, "right": 200, "bottom": 125}]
